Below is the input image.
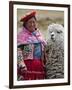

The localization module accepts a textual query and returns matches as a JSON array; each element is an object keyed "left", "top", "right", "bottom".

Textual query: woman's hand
[
  {"left": 19, "top": 60, "right": 27, "bottom": 71},
  {"left": 21, "top": 66, "right": 27, "bottom": 72}
]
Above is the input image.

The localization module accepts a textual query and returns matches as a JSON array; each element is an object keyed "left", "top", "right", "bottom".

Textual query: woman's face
[{"left": 25, "top": 17, "right": 37, "bottom": 32}]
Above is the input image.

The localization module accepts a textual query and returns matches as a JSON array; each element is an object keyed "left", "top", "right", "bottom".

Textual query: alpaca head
[{"left": 47, "top": 23, "right": 64, "bottom": 42}]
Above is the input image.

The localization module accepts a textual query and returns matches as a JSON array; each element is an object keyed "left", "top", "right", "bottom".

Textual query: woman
[{"left": 17, "top": 11, "right": 47, "bottom": 80}]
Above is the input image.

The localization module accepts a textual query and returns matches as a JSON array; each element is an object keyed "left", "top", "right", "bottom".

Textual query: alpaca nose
[
  {"left": 51, "top": 34, "right": 54, "bottom": 36},
  {"left": 51, "top": 32, "right": 54, "bottom": 36}
]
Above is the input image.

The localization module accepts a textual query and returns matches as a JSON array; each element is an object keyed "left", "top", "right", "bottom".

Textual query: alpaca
[{"left": 45, "top": 23, "right": 64, "bottom": 79}]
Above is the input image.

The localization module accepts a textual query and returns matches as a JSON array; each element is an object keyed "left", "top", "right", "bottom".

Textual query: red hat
[{"left": 20, "top": 11, "right": 36, "bottom": 22}]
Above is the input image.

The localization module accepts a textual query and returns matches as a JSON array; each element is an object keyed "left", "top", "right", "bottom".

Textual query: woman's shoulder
[
  {"left": 17, "top": 28, "right": 28, "bottom": 37},
  {"left": 17, "top": 28, "right": 29, "bottom": 45}
]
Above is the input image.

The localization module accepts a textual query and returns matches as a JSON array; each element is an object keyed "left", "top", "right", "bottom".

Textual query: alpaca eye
[
  {"left": 50, "top": 31, "right": 53, "bottom": 33},
  {"left": 57, "top": 30, "right": 62, "bottom": 33},
  {"left": 57, "top": 31, "right": 60, "bottom": 33}
]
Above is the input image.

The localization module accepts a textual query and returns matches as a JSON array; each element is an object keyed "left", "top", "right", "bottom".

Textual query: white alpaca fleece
[{"left": 45, "top": 23, "right": 64, "bottom": 79}]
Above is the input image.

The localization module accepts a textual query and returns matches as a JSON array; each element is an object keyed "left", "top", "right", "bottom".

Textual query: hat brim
[{"left": 20, "top": 11, "right": 36, "bottom": 22}]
